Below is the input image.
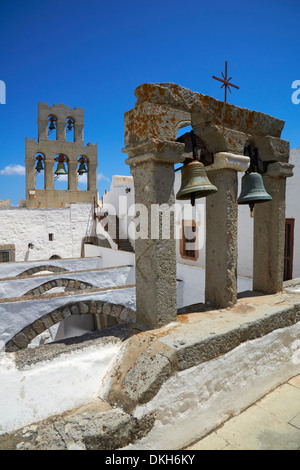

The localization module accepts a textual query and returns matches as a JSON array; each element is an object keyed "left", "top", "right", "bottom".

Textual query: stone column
[
  {"left": 205, "top": 153, "right": 250, "bottom": 308},
  {"left": 68, "top": 161, "right": 78, "bottom": 191},
  {"left": 25, "top": 159, "right": 36, "bottom": 192},
  {"left": 37, "top": 119, "right": 48, "bottom": 141},
  {"left": 253, "top": 162, "right": 294, "bottom": 294},
  {"left": 125, "top": 140, "right": 185, "bottom": 329},
  {"left": 88, "top": 162, "right": 97, "bottom": 192},
  {"left": 56, "top": 120, "right": 66, "bottom": 141},
  {"left": 45, "top": 159, "right": 54, "bottom": 190},
  {"left": 74, "top": 123, "right": 84, "bottom": 143}
]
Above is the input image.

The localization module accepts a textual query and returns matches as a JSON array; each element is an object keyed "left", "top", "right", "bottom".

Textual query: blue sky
[{"left": 0, "top": 0, "right": 300, "bottom": 205}]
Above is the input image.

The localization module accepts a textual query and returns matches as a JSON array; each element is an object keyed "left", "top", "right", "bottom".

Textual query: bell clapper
[{"left": 249, "top": 203, "right": 255, "bottom": 218}]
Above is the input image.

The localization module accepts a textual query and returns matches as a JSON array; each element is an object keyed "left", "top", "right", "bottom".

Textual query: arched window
[
  {"left": 66, "top": 117, "right": 75, "bottom": 142},
  {"left": 49, "top": 255, "right": 62, "bottom": 260},
  {"left": 77, "top": 156, "right": 89, "bottom": 190},
  {"left": 35, "top": 153, "right": 45, "bottom": 189},
  {"left": 48, "top": 115, "right": 57, "bottom": 140},
  {"left": 54, "top": 154, "right": 69, "bottom": 190}
]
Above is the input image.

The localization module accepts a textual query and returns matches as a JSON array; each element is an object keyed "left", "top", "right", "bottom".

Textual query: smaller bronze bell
[
  {"left": 238, "top": 172, "right": 272, "bottom": 217},
  {"left": 67, "top": 119, "right": 73, "bottom": 132},
  {"left": 35, "top": 161, "right": 44, "bottom": 173},
  {"left": 176, "top": 160, "right": 218, "bottom": 206},
  {"left": 78, "top": 162, "right": 88, "bottom": 175},
  {"left": 55, "top": 162, "right": 68, "bottom": 175},
  {"left": 49, "top": 118, "right": 56, "bottom": 131}
]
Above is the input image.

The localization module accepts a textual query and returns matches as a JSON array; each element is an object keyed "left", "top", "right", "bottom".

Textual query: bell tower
[{"left": 25, "top": 102, "right": 98, "bottom": 208}]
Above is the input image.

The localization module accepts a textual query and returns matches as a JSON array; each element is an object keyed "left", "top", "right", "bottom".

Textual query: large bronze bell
[
  {"left": 176, "top": 160, "right": 218, "bottom": 206},
  {"left": 238, "top": 172, "right": 272, "bottom": 216},
  {"left": 55, "top": 162, "right": 68, "bottom": 175}
]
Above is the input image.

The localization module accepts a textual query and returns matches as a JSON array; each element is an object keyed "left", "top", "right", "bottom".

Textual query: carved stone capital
[{"left": 124, "top": 139, "right": 185, "bottom": 167}]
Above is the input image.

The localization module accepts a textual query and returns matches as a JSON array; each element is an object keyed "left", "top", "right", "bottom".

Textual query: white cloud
[
  {"left": 55, "top": 175, "right": 68, "bottom": 182},
  {"left": 0, "top": 164, "right": 25, "bottom": 176},
  {"left": 78, "top": 174, "right": 88, "bottom": 185},
  {"left": 78, "top": 173, "right": 110, "bottom": 186},
  {"left": 97, "top": 172, "right": 110, "bottom": 183}
]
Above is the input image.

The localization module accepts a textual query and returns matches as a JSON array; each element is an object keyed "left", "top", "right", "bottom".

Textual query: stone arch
[
  {"left": 16, "top": 265, "right": 69, "bottom": 278},
  {"left": 49, "top": 255, "right": 62, "bottom": 260},
  {"left": 23, "top": 278, "right": 95, "bottom": 297},
  {"left": 5, "top": 300, "right": 136, "bottom": 352}
]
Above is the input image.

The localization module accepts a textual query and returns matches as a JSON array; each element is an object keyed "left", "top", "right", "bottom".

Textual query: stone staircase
[
  {"left": 94, "top": 200, "right": 134, "bottom": 252},
  {"left": 118, "top": 238, "right": 134, "bottom": 253}
]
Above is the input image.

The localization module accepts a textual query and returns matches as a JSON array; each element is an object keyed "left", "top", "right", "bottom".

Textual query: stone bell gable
[
  {"left": 123, "top": 82, "right": 293, "bottom": 328},
  {"left": 25, "top": 102, "right": 98, "bottom": 209}
]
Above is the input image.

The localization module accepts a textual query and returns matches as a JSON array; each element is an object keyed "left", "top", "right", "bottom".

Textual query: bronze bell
[
  {"left": 176, "top": 160, "right": 218, "bottom": 206},
  {"left": 55, "top": 162, "right": 68, "bottom": 175},
  {"left": 238, "top": 172, "right": 272, "bottom": 217},
  {"left": 78, "top": 162, "right": 88, "bottom": 175},
  {"left": 35, "top": 160, "right": 44, "bottom": 173},
  {"left": 49, "top": 118, "right": 56, "bottom": 131},
  {"left": 67, "top": 119, "right": 73, "bottom": 132}
]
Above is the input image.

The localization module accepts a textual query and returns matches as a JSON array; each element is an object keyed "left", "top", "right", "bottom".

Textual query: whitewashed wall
[
  {"left": 84, "top": 245, "right": 134, "bottom": 268},
  {"left": 0, "top": 339, "right": 122, "bottom": 435},
  {"left": 102, "top": 175, "right": 135, "bottom": 248},
  {"left": 175, "top": 151, "right": 299, "bottom": 280},
  {"left": 0, "top": 203, "right": 96, "bottom": 263},
  {"left": 0, "top": 257, "right": 102, "bottom": 279},
  {"left": 0, "top": 266, "right": 135, "bottom": 299}
]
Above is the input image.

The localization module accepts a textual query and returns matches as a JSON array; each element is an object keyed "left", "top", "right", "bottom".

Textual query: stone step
[
  {"left": 0, "top": 398, "right": 154, "bottom": 450},
  {"left": 118, "top": 239, "right": 134, "bottom": 253}
]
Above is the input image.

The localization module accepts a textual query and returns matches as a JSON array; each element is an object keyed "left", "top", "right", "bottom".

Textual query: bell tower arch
[{"left": 25, "top": 102, "right": 98, "bottom": 208}]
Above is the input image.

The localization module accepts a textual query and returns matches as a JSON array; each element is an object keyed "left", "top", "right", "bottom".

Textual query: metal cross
[{"left": 212, "top": 61, "right": 239, "bottom": 103}]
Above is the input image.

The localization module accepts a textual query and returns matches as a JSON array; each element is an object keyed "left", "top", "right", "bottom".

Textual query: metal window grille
[
  {"left": 284, "top": 218, "right": 295, "bottom": 281},
  {"left": 180, "top": 220, "right": 199, "bottom": 261},
  {"left": 0, "top": 250, "right": 11, "bottom": 263}
]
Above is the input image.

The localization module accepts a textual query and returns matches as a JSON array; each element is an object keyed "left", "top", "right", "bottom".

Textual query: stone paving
[{"left": 187, "top": 375, "right": 300, "bottom": 450}]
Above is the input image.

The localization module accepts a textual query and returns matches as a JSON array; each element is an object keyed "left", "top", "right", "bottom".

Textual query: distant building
[{"left": 0, "top": 103, "right": 99, "bottom": 263}]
